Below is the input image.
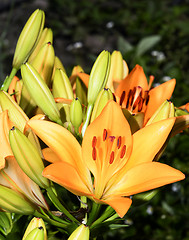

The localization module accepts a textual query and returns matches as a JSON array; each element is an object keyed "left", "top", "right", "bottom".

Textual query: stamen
[
  {"left": 109, "top": 151, "right": 114, "bottom": 164},
  {"left": 145, "top": 95, "right": 150, "bottom": 106},
  {"left": 120, "top": 145, "right": 126, "bottom": 158},
  {"left": 138, "top": 98, "right": 144, "bottom": 112},
  {"left": 92, "top": 147, "right": 97, "bottom": 160},
  {"left": 109, "top": 136, "right": 115, "bottom": 142},
  {"left": 103, "top": 129, "right": 108, "bottom": 141},
  {"left": 126, "top": 89, "right": 132, "bottom": 108},
  {"left": 92, "top": 136, "right": 97, "bottom": 148},
  {"left": 112, "top": 93, "right": 117, "bottom": 102},
  {"left": 117, "top": 136, "right": 122, "bottom": 149},
  {"left": 119, "top": 91, "right": 125, "bottom": 106}
]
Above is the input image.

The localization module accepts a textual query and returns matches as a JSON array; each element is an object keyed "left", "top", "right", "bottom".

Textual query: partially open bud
[
  {"left": 87, "top": 50, "right": 110, "bottom": 105},
  {"left": 23, "top": 217, "right": 47, "bottom": 240},
  {"left": 12, "top": 9, "right": 45, "bottom": 70},
  {"left": 52, "top": 68, "right": 74, "bottom": 122},
  {"left": 24, "top": 227, "right": 44, "bottom": 240},
  {"left": 68, "top": 224, "right": 89, "bottom": 240},
  {"left": 146, "top": 100, "right": 175, "bottom": 126},
  {"left": 28, "top": 27, "right": 53, "bottom": 63},
  {"left": 0, "top": 185, "right": 35, "bottom": 215},
  {"left": 31, "top": 42, "right": 55, "bottom": 86},
  {"left": 70, "top": 98, "right": 83, "bottom": 132},
  {"left": 90, "top": 88, "right": 113, "bottom": 122},
  {"left": 21, "top": 63, "right": 62, "bottom": 125},
  {"left": 9, "top": 127, "right": 49, "bottom": 188}
]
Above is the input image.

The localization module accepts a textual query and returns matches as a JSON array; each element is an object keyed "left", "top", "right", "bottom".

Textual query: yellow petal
[
  {"left": 124, "top": 118, "right": 175, "bottom": 172},
  {"left": 43, "top": 162, "right": 93, "bottom": 196},
  {"left": 109, "top": 162, "right": 185, "bottom": 197}
]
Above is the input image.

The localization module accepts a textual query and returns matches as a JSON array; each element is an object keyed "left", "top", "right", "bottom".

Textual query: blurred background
[{"left": 0, "top": 0, "right": 189, "bottom": 239}]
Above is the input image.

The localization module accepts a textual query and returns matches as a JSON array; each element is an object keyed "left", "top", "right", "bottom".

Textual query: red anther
[
  {"left": 126, "top": 89, "right": 132, "bottom": 108},
  {"left": 117, "top": 136, "right": 122, "bottom": 149},
  {"left": 120, "top": 145, "right": 126, "bottom": 158},
  {"left": 145, "top": 94, "right": 150, "bottom": 106},
  {"left": 103, "top": 129, "right": 108, "bottom": 141},
  {"left": 92, "top": 136, "right": 97, "bottom": 148},
  {"left": 109, "top": 136, "right": 115, "bottom": 142},
  {"left": 109, "top": 151, "right": 114, "bottom": 164},
  {"left": 92, "top": 147, "right": 97, "bottom": 160},
  {"left": 138, "top": 97, "right": 144, "bottom": 112},
  {"left": 119, "top": 91, "right": 125, "bottom": 106}
]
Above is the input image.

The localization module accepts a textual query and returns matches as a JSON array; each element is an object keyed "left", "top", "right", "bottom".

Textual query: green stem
[
  {"left": 104, "top": 212, "right": 119, "bottom": 222},
  {"left": 87, "top": 202, "right": 101, "bottom": 226},
  {"left": 46, "top": 186, "right": 80, "bottom": 224},
  {"left": 1, "top": 67, "right": 17, "bottom": 91},
  {"left": 90, "top": 206, "right": 115, "bottom": 229},
  {"left": 34, "top": 210, "right": 68, "bottom": 229},
  {"left": 81, "top": 103, "right": 93, "bottom": 137}
]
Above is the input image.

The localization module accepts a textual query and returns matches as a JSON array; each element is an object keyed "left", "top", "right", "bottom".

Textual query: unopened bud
[
  {"left": 24, "top": 227, "right": 44, "bottom": 240},
  {"left": 70, "top": 98, "right": 83, "bottom": 132},
  {"left": 68, "top": 224, "right": 89, "bottom": 240}
]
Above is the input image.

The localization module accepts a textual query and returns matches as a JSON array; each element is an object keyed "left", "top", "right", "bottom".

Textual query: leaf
[
  {"left": 135, "top": 35, "right": 161, "bottom": 57},
  {"left": 117, "top": 36, "right": 134, "bottom": 55}
]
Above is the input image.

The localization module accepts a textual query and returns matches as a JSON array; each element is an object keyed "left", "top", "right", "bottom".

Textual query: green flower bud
[
  {"left": 21, "top": 63, "right": 62, "bottom": 125},
  {"left": 24, "top": 227, "right": 44, "bottom": 240},
  {"left": 90, "top": 88, "right": 113, "bottom": 122},
  {"left": 70, "top": 98, "right": 83, "bottom": 132},
  {"left": 68, "top": 224, "right": 89, "bottom": 240},
  {"left": 0, "top": 185, "right": 35, "bottom": 215},
  {"left": 87, "top": 50, "right": 110, "bottom": 105},
  {"left": 13, "top": 9, "right": 45, "bottom": 70},
  {"left": 23, "top": 217, "right": 47, "bottom": 240},
  {"left": 146, "top": 100, "right": 175, "bottom": 126},
  {"left": 9, "top": 127, "right": 50, "bottom": 189},
  {"left": 28, "top": 27, "right": 53, "bottom": 63},
  {"left": 52, "top": 68, "right": 74, "bottom": 122}
]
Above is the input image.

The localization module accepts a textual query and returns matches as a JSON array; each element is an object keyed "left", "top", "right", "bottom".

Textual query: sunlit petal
[{"left": 42, "top": 148, "right": 61, "bottom": 163}]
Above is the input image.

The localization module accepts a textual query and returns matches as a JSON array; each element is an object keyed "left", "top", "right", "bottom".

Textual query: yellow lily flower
[{"left": 28, "top": 101, "right": 184, "bottom": 218}]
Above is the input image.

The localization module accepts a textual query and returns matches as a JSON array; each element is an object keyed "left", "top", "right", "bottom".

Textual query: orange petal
[
  {"left": 42, "top": 148, "right": 61, "bottom": 163},
  {"left": 82, "top": 100, "right": 132, "bottom": 183},
  {"left": 144, "top": 79, "right": 176, "bottom": 123},
  {"left": 124, "top": 118, "right": 175, "bottom": 172},
  {"left": 109, "top": 162, "right": 185, "bottom": 197},
  {"left": 43, "top": 162, "right": 93, "bottom": 196},
  {"left": 28, "top": 119, "right": 91, "bottom": 188},
  {"left": 77, "top": 72, "right": 89, "bottom": 88},
  {"left": 99, "top": 196, "right": 132, "bottom": 218},
  {"left": 0, "top": 111, "right": 14, "bottom": 169},
  {"left": 116, "top": 65, "right": 149, "bottom": 98}
]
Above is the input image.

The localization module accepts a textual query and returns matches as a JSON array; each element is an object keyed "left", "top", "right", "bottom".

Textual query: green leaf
[
  {"left": 117, "top": 36, "right": 134, "bottom": 55},
  {"left": 135, "top": 35, "right": 161, "bottom": 57}
]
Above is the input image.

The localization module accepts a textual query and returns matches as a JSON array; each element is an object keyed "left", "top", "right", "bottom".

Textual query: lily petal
[
  {"left": 99, "top": 196, "right": 132, "bottom": 218},
  {"left": 43, "top": 161, "right": 93, "bottom": 196},
  {"left": 28, "top": 119, "right": 92, "bottom": 188},
  {"left": 124, "top": 118, "right": 175, "bottom": 172},
  {"left": 107, "top": 162, "right": 185, "bottom": 197},
  {"left": 82, "top": 101, "right": 132, "bottom": 184},
  {"left": 144, "top": 79, "right": 176, "bottom": 123},
  {"left": 42, "top": 148, "right": 61, "bottom": 163}
]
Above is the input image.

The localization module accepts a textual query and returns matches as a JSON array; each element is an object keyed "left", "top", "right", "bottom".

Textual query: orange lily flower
[{"left": 28, "top": 101, "right": 184, "bottom": 218}]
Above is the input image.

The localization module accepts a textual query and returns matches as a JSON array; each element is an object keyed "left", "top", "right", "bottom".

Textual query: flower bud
[
  {"left": 9, "top": 126, "right": 50, "bottom": 188},
  {"left": 52, "top": 68, "right": 74, "bottom": 122},
  {"left": 24, "top": 227, "right": 44, "bottom": 240},
  {"left": 0, "top": 185, "right": 35, "bottom": 215},
  {"left": 31, "top": 42, "right": 55, "bottom": 86},
  {"left": 21, "top": 63, "right": 62, "bottom": 125},
  {"left": 51, "top": 56, "right": 66, "bottom": 81},
  {"left": 146, "top": 100, "right": 175, "bottom": 126},
  {"left": 23, "top": 217, "right": 47, "bottom": 240},
  {"left": 28, "top": 27, "right": 53, "bottom": 63},
  {"left": 13, "top": 9, "right": 45, "bottom": 70},
  {"left": 0, "top": 212, "right": 12, "bottom": 235},
  {"left": 70, "top": 98, "right": 83, "bottom": 131},
  {"left": 0, "top": 90, "right": 28, "bottom": 132},
  {"left": 106, "top": 51, "right": 126, "bottom": 91},
  {"left": 68, "top": 224, "right": 89, "bottom": 240},
  {"left": 87, "top": 50, "right": 110, "bottom": 105},
  {"left": 90, "top": 88, "right": 113, "bottom": 122}
]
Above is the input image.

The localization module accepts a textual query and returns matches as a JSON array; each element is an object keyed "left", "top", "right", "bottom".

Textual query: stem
[
  {"left": 46, "top": 186, "right": 80, "bottom": 224},
  {"left": 87, "top": 202, "right": 101, "bottom": 226},
  {"left": 81, "top": 103, "right": 93, "bottom": 137},
  {"left": 90, "top": 206, "right": 115, "bottom": 229},
  {"left": 1, "top": 67, "right": 17, "bottom": 91},
  {"left": 34, "top": 210, "right": 68, "bottom": 229}
]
